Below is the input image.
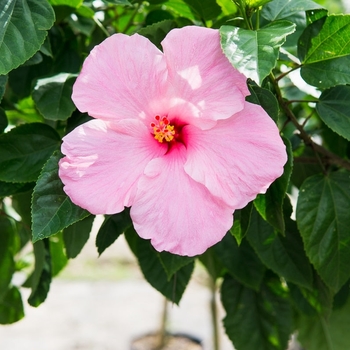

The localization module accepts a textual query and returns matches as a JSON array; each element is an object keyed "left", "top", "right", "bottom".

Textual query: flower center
[{"left": 150, "top": 115, "right": 175, "bottom": 143}]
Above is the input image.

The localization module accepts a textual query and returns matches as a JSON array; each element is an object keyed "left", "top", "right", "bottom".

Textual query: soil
[{"left": 130, "top": 333, "right": 203, "bottom": 350}]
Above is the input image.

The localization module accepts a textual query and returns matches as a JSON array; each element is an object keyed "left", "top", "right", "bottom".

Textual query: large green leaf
[
  {"left": 0, "top": 123, "right": 60, "bottom": 183},
  {"left": 32, "top": 151, "right": 89, "bottom": 242},
  {"left": 125, "top": 227, "right": 194, "bottom": 304},
  {"left": 299, "top": 15, "right": 350, "bottom": 88},
  {"left": 316, "top": 85, "right": 350, "bottom": 141},
  {"left": 299, "top": 15, "right": 350, "bottom": 64},
  {"left": 0, "top": 216, "right": 16, "bottom": 300},
  {"left": 297, "top": 296, "right": 350, "bottom": 350},
  {"left": 0, "top": 0, "right": 55, "bottom": 75},
  {"left": 300, "top": 55, "right": 350, "bottom": 88},
  {"left": 254, "top": 137, "right": 292, "bottom": 233},
  {"left": 32, "top": 73, "right": 77, "bottom": 121},
  {"left": 296, "top": 171, "right": 350, "bottom": 292},
  {"left": 247, "top": 208, "right": 313, "bottom": 289},
  {"left": 221, "top": 21, "right": 296, "bottom": 85},
  {"left": 0, "top": 286, "right": 24, "bottom": 324},
  {"left": 64, "top": 215, "right": 94, "bottom": 259},
  {"left": 221, "top": 274, "right": 293, "bottom": 350},
  {"left": 95, "top": 211, "right": 132, "bottom": 256},
  {"left": 262, "top": 0, "right": 323, "bottom": 21},
  {"left": 214, "top": 233, "right": 265, "bottom": 291}
]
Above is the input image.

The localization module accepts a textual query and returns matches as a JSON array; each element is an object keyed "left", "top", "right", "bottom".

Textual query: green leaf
[
  {"left": 125, "top": 227, "right": 194, "bottom": 304},
  {"left": 33, "top": 73, "right": 77, "bottom": 121},
  {"left": 64, "top": 215, "right": 94, "bottom": 259},
  {"left": 0, "top": 108, "right": 8, "bottom": 134},
  {"left": 0, "top": 286, "right": 24, "bottom": 324},
  {"left": 0, "top": 216, "right": 16, "bottom": 300},
  {"left": 96, "top": 210, "right": 132, "bottom": 256},
  {"left": 0, "top": 123, "right": 60, "bottom": 183},
  {"left": 316, "top": 85, "right": 350, "bottom": 141},
  {"left": 230, "top": 202, "right": 252, "bottom": 245},
  {"left": 297, "top": 296, "right": 350, "bottom": 350},
  {"left": 214, "top": 233, "right": 265, "bottom": 291},
  {"left": 289, "top": 274, "right": 333, "bottom": 317},
  {"left": 49, "top": 232, "right": 68, "bottom": 276},
  {"left": 300, "top": 55, "right": 350, "bottom": 88},
  {"left": 254, "top": 137, "right": 293, "bottom": 233},
  {"left": 40, "top": 35, "right": 53, "bottom": 57},
  {"left": 49, "top": 0, "right": 82, "bottom": 6},
  {"left": 163, "top": 0, "right": 196, "bottom": 21},
  {"left": 0, "top": 75, "right": 8, "bottom": 102},
  {"left": 299, "top": 15, "right": 350, "bottom": 64},
  {"left": 0, "top": 0, "right": 55, "bottom": 75},
  {"left": 221, "top": 21, "right": 296, "bottom": 85},
  {"left": 291, "top": 148, "right": 324, "bottom": 188},
  {"left": 247, "top": 208, "right": 313, "bottom": 289},
  {"left": 246, "top": 81, "right": 279, "bottom": 122},
  {"left": 183, "top": 0, "right": 221, "bottom": 21},
  {"left": 0, "top": 181, "right": 34, "bottom": 198},
  {"left": 298, "top": 15, "right": 350, "bottom": 88},
  {"left": 199, "top": 247, "right": 225, "bottom": 281},
  {"left": 158, "top": 251, "right": 194, "bottom": 280},
  {"left": 28, "top": 239, "right": 52, "bottom": 307},
  {"left": 32, "top": 151, "right": 89, "bottom": 242},
  {"left": 296, "top": 171, "right": 350, "bottom": 292},
  {"left": 221, "top": 274, "right": 293, "bottom": 350},
  {"left": 138, "top": 20, "right": 178, "bottom": 49},
  {"left": 5, "top": 96, "right": 43, "bottom": 123},
  {"left": 68, "top": 14, "right": 96, "bottom": 36},
  {"left": 262, "top": 0, "right": 323, "bottom": 21},
  {"left": 145, "top": 9, "right": 174, "bottom": 26}
]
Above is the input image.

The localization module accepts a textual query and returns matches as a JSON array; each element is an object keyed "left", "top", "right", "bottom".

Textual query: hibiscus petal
[
  {"left": 59, "top": 119, "right": 167, "bottom": 214},
  {"left": 183, "top": 101, "right": 287, "bottom": 209},
  {"left": 72, "top": 33, "right": 168, "bottom": 122},
  {"left": 161, "top": 26, "right": 250, "bottom": 125},
  {"left": 130, "top": 144, "right": 233, "bottom": 256}
]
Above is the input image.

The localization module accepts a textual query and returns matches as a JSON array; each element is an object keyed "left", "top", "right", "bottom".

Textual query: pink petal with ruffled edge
[
  {"left": 59, "top": 119, "right": 167, "bottom": 214},
  {"left": 130, "top": 144, "right": 233, "bottom": 256},
  {"left": 161, "top": 26, "right": 250, "bottom": 127},
  {"left": 183, "top": 101, "right": 287, "bottom": 209},
  {"left": 72, "top": 33, "right": 169, "bottom": 122}
]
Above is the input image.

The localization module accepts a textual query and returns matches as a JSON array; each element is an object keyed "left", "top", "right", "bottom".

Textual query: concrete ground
[{"left": 0, "top": 217, "right": 300, "bottom": 350}]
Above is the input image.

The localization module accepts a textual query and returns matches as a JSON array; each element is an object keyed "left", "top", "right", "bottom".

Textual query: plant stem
[
  {"left": 93, "top": 16, "right": 110, "bottom": 37},
  {"left": 237, "top": 0, "right": 253, "bottom": 29},
  {"left": 156, "top": 298, "right": 168, "bottom": 350},
  {"left": 320, "top": 316, "right": 334, "bottom": 350},
  {"left": 123, "top": 4, "right": 140, "bottom": 33},
  {"left": 210, "top": 277, "right": 220, "bottom": 350},
  {"left": 270, "top": 73, "right": 350, "bottom": 171}
]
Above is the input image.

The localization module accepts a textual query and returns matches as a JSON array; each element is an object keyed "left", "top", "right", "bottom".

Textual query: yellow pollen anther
[{"left": 151, "top": 116, "right": 175, "bottom": 143}]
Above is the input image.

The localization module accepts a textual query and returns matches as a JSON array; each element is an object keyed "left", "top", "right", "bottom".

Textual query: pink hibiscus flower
[{"left": 59, "top": 26, "right": 287, "bottom": 256}]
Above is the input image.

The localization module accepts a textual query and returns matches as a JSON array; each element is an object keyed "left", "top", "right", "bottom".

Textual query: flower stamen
[{"left": 151, "top": 115, "right": 175, "bottom": 143}]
